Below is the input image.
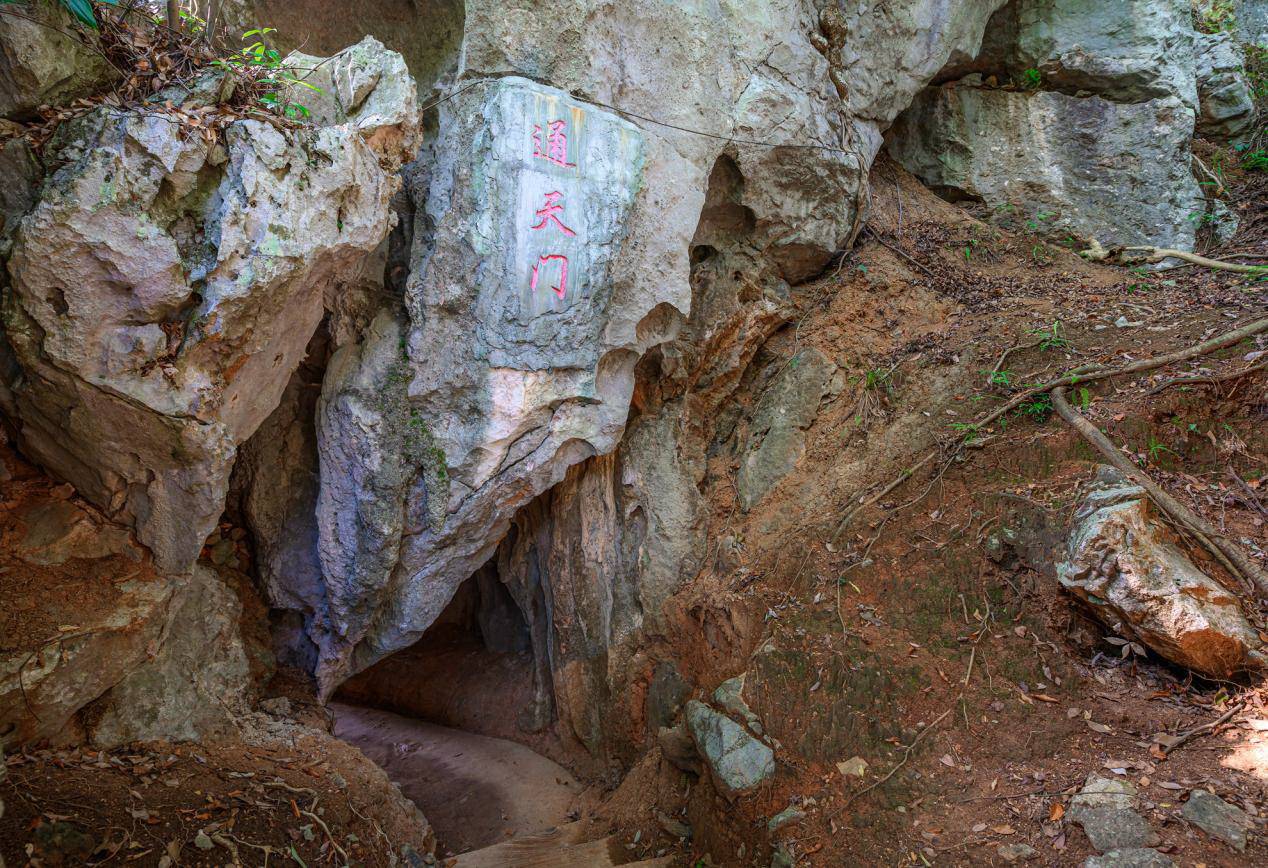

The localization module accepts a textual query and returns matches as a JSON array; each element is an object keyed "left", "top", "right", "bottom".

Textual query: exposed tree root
[
  {"left": 1082, "top": 240, "right": 1267, "bottom": 273},
  {"left": 1123, "top": 247, "right": 1266, "bottom": 273},
  {"left": 1158, "top": 702, "right": 1244, "bottom": 758},
  {"left": 1146, "top": 359, "right": 1268, "bottom": 395},
  {"left": 807, "top": 316, "right": 1268, "bottom": 595},
  {"left": 1051, "top": 386, "right": 1268, "bottom": 597}
]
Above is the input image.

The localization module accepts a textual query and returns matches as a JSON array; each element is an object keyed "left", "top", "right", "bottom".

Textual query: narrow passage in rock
[{"left": 331, "top": 702, "right": 584, "bottom": 856}]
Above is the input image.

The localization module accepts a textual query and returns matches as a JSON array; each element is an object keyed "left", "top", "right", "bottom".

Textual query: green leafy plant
[
  {"left": 1020, "top": 67, "right": 1042, "bottom": 89},
  {"left": 1146, "top": 434, "right": 1176, "bottom": 463},
  {"left": 983, "top": 369, "right": 1015, "bottom": 387},
  {"left": 1025, "top": 211, "right": 1055, "bottom": 232},
  {"left": 1015, "top": 393, "right": 1053, "bottom": 421},
  {"left": 1193, "top": 0, "right": 1238, "bottom": 34},
  {"left": 863, "top": 367, "right": 892, "bottom": 392},
  {"left": 1028, "top": 320, "right": 1071, "bottom": 351},
  {"left": 211, "top": 29, "right": 321, "bottom": 119},
  {"left": 1240, "top": 147, "right": 1268, "bottom": 172},
  {"left": 951, "top": 421, "right": 981, "bottom": 445}
]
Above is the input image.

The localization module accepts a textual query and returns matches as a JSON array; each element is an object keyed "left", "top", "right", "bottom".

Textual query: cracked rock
[
  {"left": 1182, "top": 789, "right": 1254, "bottom": 851},
  {"left": 684, "top": 699, "right": 774, "bottom": 798},
  {"left": 1068, "top": 774, "right": 1160, "bottom": 852}
]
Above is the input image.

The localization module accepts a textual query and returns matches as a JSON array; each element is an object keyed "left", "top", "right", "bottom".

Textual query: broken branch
[{"left": 1051, "top": 386, "right": 1268, "bottom": 596}]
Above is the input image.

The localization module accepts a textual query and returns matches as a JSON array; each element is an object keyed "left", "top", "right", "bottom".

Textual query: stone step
[{"left": 446, "top": 822, "right": 674, "bottom": 868}]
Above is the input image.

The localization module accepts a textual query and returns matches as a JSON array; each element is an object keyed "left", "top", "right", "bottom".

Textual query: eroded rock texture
[
  {"left": 229, "top": 0, "right": 1011, "bottom": 706},
  {"left": 1, "top": 37, "right": 416, "bottom": 574},
  {"left": 1058, "top": 467, "right": 1267, "bottom": 679},
  {"left": 887, "top": 0, "right": 1241, "bottom": 250},
  {"left": 7, "top": 0, "right": 1250, "bottom": 774}
]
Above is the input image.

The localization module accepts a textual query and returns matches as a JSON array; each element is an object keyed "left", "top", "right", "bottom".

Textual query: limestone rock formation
[
  {"left": 258, "top": 0, "right": 1010, "bottom": 701},
  {"left": 1182, "top": 789, "right": 1255, "bottom": 851},
  {"left": 1237, "top": 0, "right": 1268, "bottom": 45},
  {"left": 0, "top": 1, "right": 114, "bottom": 119},
  {"left": 1068, "top": 774, "right": 1160, "bottom": 852},
  {"left": 888, "top": 0, "right": 1217, "bottom": 250},
  {"left": 737, "top": 348, "right": 836, "bottom": 510},
  {"left": 1057, "top": 467, "right": 1267, "bottom": 679},
  {"left": 1084, "top": 849, "right": 1175, "bottom": 868},
  {"left": 963, "top": 0, "right": 1199, "bottom": 105},
  {"left": 88, "top": 566, "right": 254, "bottom": 747},
  {"left": 1, "top": 38, "right": 417, "bottom": 574},
  {"left": 1194, "top": 30, "right": 1257, "bottom": 139},
  {"left": 0, "top": 557, "right": 174, "bottom": 744},
  {"left": 888, "top": 87, "right": 1204, "bottom": 249}
]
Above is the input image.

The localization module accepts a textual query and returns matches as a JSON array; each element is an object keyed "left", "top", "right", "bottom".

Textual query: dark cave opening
[{"left": 334, "top": 562, "right": 536, "bottom": 737}]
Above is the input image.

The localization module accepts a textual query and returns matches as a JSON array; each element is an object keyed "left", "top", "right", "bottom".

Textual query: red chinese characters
[
  {"left": 531, "top": 191, "right": 576, "bottom": 237},
  {"left": 532, "top": 119, "right": 576, "bottom": 168},
  {"left": 530, "top": 254, "right": 569, "bottom": 299},
  {"left": 526, "top": 119, "right": 579, "bottom": 301}
]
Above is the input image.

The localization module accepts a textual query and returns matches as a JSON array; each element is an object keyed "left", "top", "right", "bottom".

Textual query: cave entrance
[
  {"left": 336, "top": 563, "right": 534, "bottom": 732},
  {"left": 330, "top": 564, "right": 585, "bottom": 857}
]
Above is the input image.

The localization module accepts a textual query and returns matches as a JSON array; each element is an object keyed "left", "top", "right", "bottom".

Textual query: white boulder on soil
[{"left": 1057, "top": 466, "right": 1268, "bottom": 678}]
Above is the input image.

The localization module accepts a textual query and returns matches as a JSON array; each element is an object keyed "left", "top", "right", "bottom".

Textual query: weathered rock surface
[
  {"left": 1194, "top": 31, "right": 1257, "bottom": 139},
  {"left": 0, "top": 1, "right": 114, "bottom": 119},
  {"left": 0, "top": 571, "right": 175, "bottom": 744},
  {"left": 889, "top": 0, "right": 1220, "bottom": 251},
  {"left": 13, "top": 497, "right": 136, "bottom": 566},
  {"left": 1238, "top": 0, "right": 1268, "bottom": 45},
  {"left": 283, "top": 36, "right": 420, "bottom": 169},
  {"left": 1057, "top": 467, "right": 1267, "bottom": 678},
  {"left": 1068, "top": 774, "right": 1160, "bottom": 852},
  {"left": 888, "top": 87, "right": 1203, "bottom": 250},
  {"left": 88, "top": 566, "right": 253, "bottom": 747},
  {"left": 2, "top": 38, "right": 416, "bottom": 574},
  {"left": 1182, "top": 789, "right": 1255, "bottom": 851},
  {"left": 684, "top": 699, "right": 774, "bottom": 798},
  {"left": 963, "top": 0, "right": 1198, "bottom": 105},
  {"left": 240, "top": 0, "right": 1015, "bottom": 704},
  {"left": 737, "top": 348, "right": 835, "bottom": 510},
  {"left": 1084, "top": 849, "right": 1174, "bottom": 868}
]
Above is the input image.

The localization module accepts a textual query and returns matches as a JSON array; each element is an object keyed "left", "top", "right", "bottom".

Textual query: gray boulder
[
  {"left": 1237, "top": 0, "right": 1268, "bottom": 46},
  {"left": 0, "top": 1, "right": 115, "bottom": 119},
  {"left": 889, "top": 0, "right": 1216, "bottom": 252},
  {"left": 88, "top": 567, "right": 254, "bottom": 747},
  {"left": 1182, "top": 789, "right": 1255, "bottom": 851},
  {"left": 888, "top": 87, "right": 1203, "bottom": 250},
  {"left": 969, "top": 0, "right": 1198, "bottom": 105},
  {"left": 1058, "top": 467, "right": 1267, "bottom": 678},
  {"left": 737, "top": 348, "right": 835, "bottom": 510},
  {"left": 0, "top": 572, "right": 176, "bottom": 743},
  {"left": 13, "top": 496, "right": 136, "bottom": 566},
  {"left": 1068, "top": 774, "right": 1160, "bottom": 852},
  {"left": 1194, "top": 31, "right": 1257, "bottom": 140},
  {"left": 684, "top": 699, "right": 775, "bottom": 798},
  {"left": 1084, "top": 850, "right": 1174, "bottom": 868}
]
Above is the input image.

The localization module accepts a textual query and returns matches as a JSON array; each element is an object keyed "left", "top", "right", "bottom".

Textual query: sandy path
[{"left": 331, "top": 702, "right": 584, "bottom": 855}]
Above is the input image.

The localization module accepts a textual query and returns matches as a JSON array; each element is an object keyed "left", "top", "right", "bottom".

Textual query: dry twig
[{"left": 1051, "top": 387, "right": 1267, "bottom": 596}]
